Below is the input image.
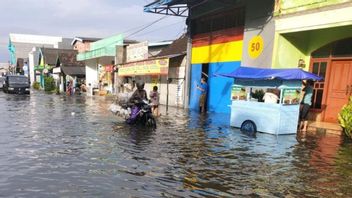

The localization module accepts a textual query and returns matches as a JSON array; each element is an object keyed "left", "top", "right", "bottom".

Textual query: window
[
  {"left": 311, "top": 61, "right": 327, "bottom": 109},
  {"left": 191, "top": 7, "right": 245, "bottom": 35}
]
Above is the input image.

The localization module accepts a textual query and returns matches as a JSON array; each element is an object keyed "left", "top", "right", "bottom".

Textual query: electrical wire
[
  {"left": 129, "top": 19, "right": 185, "bottom": 38},
  {"left": 125, "top": 15, "right": 168, "bottom": 38}
]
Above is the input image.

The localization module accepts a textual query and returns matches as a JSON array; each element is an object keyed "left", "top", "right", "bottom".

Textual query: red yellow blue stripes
[{"left": 191, "top": 27, "right": 244, "bottom": 64}]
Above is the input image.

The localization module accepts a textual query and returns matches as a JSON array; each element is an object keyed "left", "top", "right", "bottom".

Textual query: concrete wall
[
  {"left": 275, "top": 5, "right": 352, "bottom": 33},
  {"left": 273, "top": 24, "right": 352, "bottom": 69},
  {"left": 10, "top": 34, "right": 72, "bottom": 59},
  {"left": 58, "top": 38, "right": 73, "bottom": 50},
  {"left": 13, "top": 42, "right": 54, "bottom": 59},
  {"left": 275, "top": 0, "right": 350, "bottom": 15},
  {"left": 241, "top": 0, "right": 275, "bottom": 68}
]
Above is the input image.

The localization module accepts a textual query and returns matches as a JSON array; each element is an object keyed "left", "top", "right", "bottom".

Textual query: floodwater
[{"left": 0, "top": 91, "right": 351, "bottom": 197}]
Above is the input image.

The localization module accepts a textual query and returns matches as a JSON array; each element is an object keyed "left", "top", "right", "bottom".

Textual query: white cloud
[{"left": 0, "top": 0, "right": 186, "bottom": 62}]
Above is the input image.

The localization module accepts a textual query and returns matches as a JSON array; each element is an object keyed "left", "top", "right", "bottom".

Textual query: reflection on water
[{"left": 0, "top": 92, "right": 351, "bottom": 197}]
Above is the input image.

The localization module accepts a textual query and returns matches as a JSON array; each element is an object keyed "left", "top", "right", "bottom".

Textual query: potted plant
[{"left": 338, "top": 96, "right": 352, "bottom": 138}]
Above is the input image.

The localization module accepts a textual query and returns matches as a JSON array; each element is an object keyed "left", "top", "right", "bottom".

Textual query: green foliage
[
  {"left": 32, "top": 82, "right": 41, "bottom": 90},
  {"left": 252, "top": 89, "right": 265, "bottom": 102},
  {"left": 44, "top": 76, "right": 56, "bottom": 92},
  {"left": 338, "top": 96, "right": 352, "bottom": 138}
]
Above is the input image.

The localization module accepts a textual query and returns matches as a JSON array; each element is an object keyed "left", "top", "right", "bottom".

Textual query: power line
[
  {"left": 122, "top": 23, "right": 153, "bottom": 35},
  {"left": 125, "top": 15, "right": 168, "bottom": 38},
  {"left": 129, "top": 19, "right": 186, "bottom": 38}
]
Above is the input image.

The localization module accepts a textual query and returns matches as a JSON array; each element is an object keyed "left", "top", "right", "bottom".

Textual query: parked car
[
  {"left": 0, "top": 76, "right": 5, "bottom": 90},
  {"left": 3, "top": 75, "right": 30, "bottom": 94}
]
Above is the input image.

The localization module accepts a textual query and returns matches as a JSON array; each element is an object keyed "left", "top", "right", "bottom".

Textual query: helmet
[{"left": 136, "top": 82, "right": 145, "bottom": 90}]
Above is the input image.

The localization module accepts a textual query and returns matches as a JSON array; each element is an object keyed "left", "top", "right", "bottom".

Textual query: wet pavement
[{"left": 0, "top": 91, "right": 352, "bottom": 197}]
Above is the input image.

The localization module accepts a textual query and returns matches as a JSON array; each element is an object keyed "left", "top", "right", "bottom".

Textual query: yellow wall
[{"left": 191, "top": 41, "right": 243, "bottom": 64}]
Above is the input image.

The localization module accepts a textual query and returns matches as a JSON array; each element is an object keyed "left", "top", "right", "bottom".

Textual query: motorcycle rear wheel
[{"left": 146, "top": 117, "right": 157, "bottom": 129}]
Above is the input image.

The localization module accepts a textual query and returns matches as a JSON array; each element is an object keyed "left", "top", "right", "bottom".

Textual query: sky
[{"left": 0, "top": 0, "right": 187, "bottom": 62}]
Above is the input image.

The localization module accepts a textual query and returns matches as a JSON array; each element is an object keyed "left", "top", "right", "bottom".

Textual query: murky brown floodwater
[{"left": 0, "top": 91, "right": 351, "bottom": 197}]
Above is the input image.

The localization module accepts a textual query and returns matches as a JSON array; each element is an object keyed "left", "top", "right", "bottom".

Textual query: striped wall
[
  {"left": 191, "top": 27, "right": 244, "bottom": 64},
  {"left": 189, "top": 27, "right": 244, "bottom": 113}
]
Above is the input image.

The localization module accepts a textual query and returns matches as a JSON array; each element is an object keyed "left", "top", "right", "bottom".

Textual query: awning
[
  {"left": 144, "top": 0, "right": 188, "bottom": 17},
  {"left": 61, "top": 66, "right": 85, "bottom": 76},
  {"left": 215, "top": 67, "right": 323, "bottom": 81}
]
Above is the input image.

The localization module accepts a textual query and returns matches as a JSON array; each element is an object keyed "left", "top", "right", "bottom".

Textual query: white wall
[
  {"left": 28, "top": 47, "right": 40, "bottom": 85},
  {"left": 275, "top": 6, "right": 352, "bottom": 33},
  {"left": 10, "top": 33, "right": 65, "bottom": 46},
  {"left": 85, "top": 59, "right": 98, "bottom": 88}
]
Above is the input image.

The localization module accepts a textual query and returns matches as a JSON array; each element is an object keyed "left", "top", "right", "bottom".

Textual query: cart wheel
[{"left": 241, "top": 120, "right": 257, "bottom": 133}]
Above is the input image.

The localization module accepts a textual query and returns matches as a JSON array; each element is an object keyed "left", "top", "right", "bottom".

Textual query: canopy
[
  {"left": 215, "top": 67, "right": 323, "bottom": 81},
  {"left": 61, "top": 66, "right": 85, "bottom": 76}
]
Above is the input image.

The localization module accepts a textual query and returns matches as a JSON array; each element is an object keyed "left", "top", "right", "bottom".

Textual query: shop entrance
[
  {"left": 310, "top": 38, "right": 352, "bottom": 122},
  {"left": 325, "top": 60, "right": 352, "bottom": 122}
]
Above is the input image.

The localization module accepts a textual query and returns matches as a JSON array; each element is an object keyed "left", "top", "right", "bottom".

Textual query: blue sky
[{"left": 0, "top": 0, "right": 186, "bottom": 62}]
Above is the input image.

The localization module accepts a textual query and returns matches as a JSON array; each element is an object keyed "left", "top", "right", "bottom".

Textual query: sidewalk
[{"left": 308, "top": 121, "right": 343, "bottom": 135}]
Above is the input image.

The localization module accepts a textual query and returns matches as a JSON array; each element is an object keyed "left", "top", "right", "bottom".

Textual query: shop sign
[
  {"left": 282, "top": 88, "right": 301, "bottom": 104},
  {"left": 53, "top": 67, "right": 61, "bottom": 74},
  {"left": 248, "top": 35, "right": 264, "bottom": 59},
  {"left": 126, "top": 41, "right": 148, "bottom": 62},
  {"left": 118, "top": 58, "right": 169, "bottom": 76},
  {"left": 231, "top": 85, "right": 246, "bottom": 100}
]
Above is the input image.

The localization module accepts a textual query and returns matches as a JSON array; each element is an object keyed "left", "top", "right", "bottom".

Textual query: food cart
[{"left": 216, "top": 67, "right": 323, "bottom": 135}]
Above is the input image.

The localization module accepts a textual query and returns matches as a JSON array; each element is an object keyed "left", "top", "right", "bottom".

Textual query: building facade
[
  {"left": 9, "top": 33, "right": 72, "bottom": 84},
  {"left": 76, "top": 35, "right": 124, "bottom": 95},
  {"left": 117, "top": 38, "right": 185, "bottom": 108},
  {"left": 272, "top": 0, "right": 352, "bottom": 122},
  {"left": 145, "top": 0, "right": 352, "bottom": 123}
]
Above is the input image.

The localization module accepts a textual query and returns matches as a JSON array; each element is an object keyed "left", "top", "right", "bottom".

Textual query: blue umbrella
[{"left": 215, "top": 67, "right": 323, "bottom": 81}]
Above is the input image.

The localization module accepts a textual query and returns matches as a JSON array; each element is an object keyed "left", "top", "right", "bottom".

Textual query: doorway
[
  {"left": 310, "top": 38, "right": 352, "bottom": 122},
  {"left": 201, "top": 63, "right": 209, "bottom": 111},
  {"left": 324, "top": 60, "right": 352, "bottom": 122}
]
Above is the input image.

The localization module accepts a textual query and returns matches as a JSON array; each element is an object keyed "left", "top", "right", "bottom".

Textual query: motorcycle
[
  {"left": 110, "top": 99, "right": 156, "bottom": 129},
  {"left": 126, "top": 100, "right": 157, "bottom": 129}
]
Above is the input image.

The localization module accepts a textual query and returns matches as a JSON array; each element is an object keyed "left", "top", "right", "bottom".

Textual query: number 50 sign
[{"left": 248, "top": 35, "right": 264, "bottom": 59}]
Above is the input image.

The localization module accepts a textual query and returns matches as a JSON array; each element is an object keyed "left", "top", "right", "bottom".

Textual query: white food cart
[{"left": 216, "top": 67, "right": 323, "bottom": 135}]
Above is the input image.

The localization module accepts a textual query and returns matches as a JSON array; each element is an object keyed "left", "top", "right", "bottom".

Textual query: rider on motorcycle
[
  {"left": 127, "top": 82, "right": 148, "bottom": 123},
  {"left": 129, "top": 82, "right": 148, "bottom": 103}
]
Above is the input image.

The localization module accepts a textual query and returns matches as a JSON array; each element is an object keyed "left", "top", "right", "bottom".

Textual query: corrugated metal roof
[
  {"left": 157, "top": 34, "right": 187, "bottom": 57},
  {"left": 61, "top": 66, "right": 85, "bottom": 76},
  {"left": 40, "top": 48, "right": 84, "bottom": 67}
]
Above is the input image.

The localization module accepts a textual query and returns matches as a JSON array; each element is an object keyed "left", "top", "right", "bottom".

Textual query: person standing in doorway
[
  {"left": 196, "top": 77, "right": 208, "bottom": 113},
  {"left": 299, "top": 80, "right": 314, "bottom": 132},
  {"left": 150, "top": 86, "right": 160, "bottom": 117}
]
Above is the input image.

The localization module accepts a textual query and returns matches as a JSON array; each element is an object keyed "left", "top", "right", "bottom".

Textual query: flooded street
[{"left": 0, "top": 92, "right": 352, "bottom": 197}]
